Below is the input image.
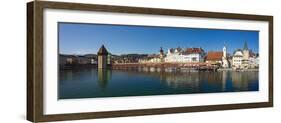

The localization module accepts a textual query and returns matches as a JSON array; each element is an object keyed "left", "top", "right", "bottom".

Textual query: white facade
[
  {"left": 222, "top": 45, "right": 229, "bottom": 68},
  {"left": 139, "top": 57, "right": 162, "bottom": 63},
  {"left": 165, "top": 53, "right": 203, "bottom": 63},
  {"left": 232, "top": 49, "right": 253, "bottom": 69},
  {"left": 249, "top": 56, "right": 259, "bottom": 68},
  {"left": 232, "top": 50, "right": 243, "bottom": 68},
  {"left": 231, "top": 42, "right": 256, "bottom": 69},
  {"left": 165, "top": 48, "right": 205, "bottom": 63},
  {"left": 223, "top": 46, "right": 227, "bottom": 58}
]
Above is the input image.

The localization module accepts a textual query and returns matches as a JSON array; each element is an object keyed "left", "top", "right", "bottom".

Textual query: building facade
[
  {"left": 205, "top": 51, "right": 223, "bottom": 64},
  {"left": 205, "top": 45, "right": 229, "bottom": 68},
  {"left": 232, "top": 42, "right": 258, "bottom": 69},
  {"left": 165, "top": 47, "right": 205, "bottom": 63},
  {"left": 139, "top": 47, "right": 205, "bottom": 63},
  {"left": 232, "top": 49, "right": 244, "bottom": 68},
  {"left": 138, "top": 47, "right": 164, "bottom": 63},
  {"left": 222, "top": 45, "right": 230, "bottom": 68},
  {"left": 138, "top": 54, "right": 162, "bottom": 63}
]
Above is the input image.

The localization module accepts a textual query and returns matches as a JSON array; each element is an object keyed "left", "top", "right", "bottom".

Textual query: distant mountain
[{"left": 83, "top": 54, "right": 97, "bottom": 58}]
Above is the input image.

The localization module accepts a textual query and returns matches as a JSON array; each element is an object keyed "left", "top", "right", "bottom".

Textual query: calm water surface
[{"left": 59, "top": 68, "right": 259, "bottom": 99}]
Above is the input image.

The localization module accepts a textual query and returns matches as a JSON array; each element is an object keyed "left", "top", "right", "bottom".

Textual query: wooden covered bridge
[{"left": 111, "top": 62, "right": 219, "bottom": 72}]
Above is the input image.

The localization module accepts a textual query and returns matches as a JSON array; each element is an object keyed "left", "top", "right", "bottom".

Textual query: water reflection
[
  {"left": 118, "top": 70, "right": 258, "bottom": 92},
  {"left": 59, "top": 68, "right": 258, "bottom": 99},
  {"left": 97, "top": 69, "right": 111, "bottom": 89}
]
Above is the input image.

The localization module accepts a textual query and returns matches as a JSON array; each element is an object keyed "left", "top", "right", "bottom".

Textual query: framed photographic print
[{"left": 27, "top": 0, "right": 273, "bottom": 122}]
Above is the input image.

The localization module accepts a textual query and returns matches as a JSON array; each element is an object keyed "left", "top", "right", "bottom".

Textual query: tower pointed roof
[
  {"left": 160, "top": 47, "right": 164, "bottom": 53},
  {"left": 223, "top": 42, "right": 227, "bottom": 48},
  {"left": 98, "top": 45, "right": 108, "bottom": 55},
  {"left": 243, "top": 41, "right": 248, "bottom": 50}
]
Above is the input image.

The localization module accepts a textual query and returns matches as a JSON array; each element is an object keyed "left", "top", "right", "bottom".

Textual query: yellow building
[{"left": 232, "top": 42, "right": 250, "bottom": 69}]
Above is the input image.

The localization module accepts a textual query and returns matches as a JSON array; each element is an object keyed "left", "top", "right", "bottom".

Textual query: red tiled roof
[
  {"left": 182, "top": 48, "right": 204, "bottom": 55},
  {"left": 206, "top": 51, "right": 223, "bottom": 61}
]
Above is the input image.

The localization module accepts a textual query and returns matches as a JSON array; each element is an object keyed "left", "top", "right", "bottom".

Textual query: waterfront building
[
  {"left": 139, "top": 47, "right": 205, "bottom": 63},
  {"left": 59, "top": 54, "right": 97, "bottom": 67},
  {"left": 138, "top": 47, "right": 165, "bottom": 63},
  {"left": 205, "top": 51, "right": 223, "bottom": 64},
  {"left": 165, "top": 47, "right": 205, "bottom": 63},
  {"left": 242, "top": 42, "right": 250, "bottom": 68},
  {"left": 249, "top": 52, "right": 259, "bottom": 68},
  {"left": 76, "top": 56, "right": 90, "bottom": 64},
  {"left": 159, "top": 47, "right": 165, "bottom": 62},
  {"left": 138, "top": 54, "right": 162, "bottom": 63},
  {"left": 98, "top": 45, "right": 109, "bottom": 69},
  {"left": 232, "top": 42, "right": 258, "bottom": 69},
  {"left": 205, "top": 45, "right": 229, "bottom": 68},
  {"left": 228, "top": 56, "right": 233, "bottom": 67},
  {"left": 59, "top": 54, "right": 78, "bottom": 65},
  {"left": 59, "top": 55, "right": 70, "bottom": 65},
  {"left": 232, "top": 49, "right": 244, "bottom": 68},
  {"left": 84, "top": 54, "right": 98, "bottom": 64},
  {"left": 222, "top": 45, "right": 230, "bottom": 68}
]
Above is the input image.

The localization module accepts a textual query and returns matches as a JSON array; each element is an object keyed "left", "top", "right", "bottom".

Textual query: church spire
[
  {"left": 243, "top": 41, "right": 248, "bottom": 51},
  {"left": 223, "top": 43, "right": 227, "bottom": 58},
  {"left": 160, "top": 47, "right": 164, "bottom": 54}
]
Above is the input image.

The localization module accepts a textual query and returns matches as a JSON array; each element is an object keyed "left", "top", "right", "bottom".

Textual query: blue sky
[{"left": 59, "top": 22, "right": 259, "bottom": 55}]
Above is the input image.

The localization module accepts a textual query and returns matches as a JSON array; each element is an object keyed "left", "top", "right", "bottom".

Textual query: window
[{"left": 192, "top": 57, "right": 197, "bottom": 61}]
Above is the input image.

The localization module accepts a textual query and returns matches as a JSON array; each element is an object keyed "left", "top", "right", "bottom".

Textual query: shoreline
[{"left": 218, "top": 68, "right": 259, "bottom": 72}]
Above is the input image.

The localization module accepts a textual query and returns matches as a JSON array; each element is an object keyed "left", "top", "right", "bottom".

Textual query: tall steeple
[
  {"left": 223, "top": 43, "right": 227, "bottom": 58},
  {"left": 159, "top": 47, "right": 164, "bottom": 62},
  {"left": 160, "top": 47, "right": 164, "bottom": 55},
  {"left": 222, "top": 43, "right": 229, "bottom": 68},
  {"left": 243, "top": 41, "right": 248, "bottom": 51}
]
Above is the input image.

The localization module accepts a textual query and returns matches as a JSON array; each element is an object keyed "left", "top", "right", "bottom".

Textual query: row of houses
[
  {"left": 59, "top": 47, "right": 147, "bottom": 67},
  {"left": 139, "top": 47, "right": 206, "bottom": 63},
  {"left": 139, "top": 42, "right": 259, "bottom": 69},
  {"left": 60, "top": 43, "right": 258, "bottom": 70},
  {"left": 59, "top": 54, "right": 97, "bottom": 66}
]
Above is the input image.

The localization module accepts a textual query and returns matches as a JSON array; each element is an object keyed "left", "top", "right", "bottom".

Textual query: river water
[{"left": 59, "top": 68, "right": 259, "bottom": 99}]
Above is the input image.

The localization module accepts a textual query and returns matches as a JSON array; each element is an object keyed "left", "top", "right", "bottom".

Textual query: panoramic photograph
[{"left": 58, "top": 22, "right": 259, "bottom": 99}]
